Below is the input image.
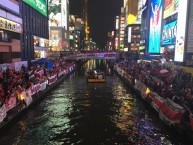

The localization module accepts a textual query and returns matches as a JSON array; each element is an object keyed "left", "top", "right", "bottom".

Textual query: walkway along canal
[{"left": 0, "top": 60, "right": 190, "bottom": 145}]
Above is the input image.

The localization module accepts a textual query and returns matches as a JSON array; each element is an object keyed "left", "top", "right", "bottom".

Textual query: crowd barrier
[
  {"left": 0, "top": 64, "right": 76, "bottom": 124},
  {"left": 115, "top": 65, "right": 193, "bottom": 131}
]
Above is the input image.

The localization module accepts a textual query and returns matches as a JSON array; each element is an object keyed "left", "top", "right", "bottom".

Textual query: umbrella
[{"left": 159, "top": 69, "right": 169, "bottom": 74}]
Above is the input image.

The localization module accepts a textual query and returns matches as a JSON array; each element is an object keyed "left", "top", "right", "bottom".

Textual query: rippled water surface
[{"left": 0, "top": 60, "right": 188, "bottom": 145}]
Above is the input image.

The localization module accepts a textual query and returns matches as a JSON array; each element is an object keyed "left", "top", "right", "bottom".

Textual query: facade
[
  {"left": 119, "top": 7, "right": 125, "bottom": 51},
  {"left": 49, "top": 0, "right": 69, "bottom": 52},
  {"left": 69, "top": 15, "right": 85, "bottom": 51},
  {"left": 114, "top": 16, "right": 119, "bottom": 50},
  {"left": 0, "top": 0, "right": 22, "bottom": 63},
  {"left": 21, "top": 0, "right": 49, "bottom": 60},
  {"left": 123, "top": 0, "right": 141, "bottom": 60}
]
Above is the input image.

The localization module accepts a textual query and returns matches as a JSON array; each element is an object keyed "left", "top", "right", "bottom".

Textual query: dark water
[{"left": 0, "top": 60, "right": 188, "bottom": 145}]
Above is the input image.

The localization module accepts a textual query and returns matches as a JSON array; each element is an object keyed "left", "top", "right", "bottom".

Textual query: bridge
[{"left": 63, "top": 52, "right": 120, "bottom": 60}]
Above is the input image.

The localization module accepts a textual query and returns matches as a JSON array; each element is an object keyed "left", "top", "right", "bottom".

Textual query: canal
[{"left": 0, "top": 60, "right": 189, "bottom": 145}]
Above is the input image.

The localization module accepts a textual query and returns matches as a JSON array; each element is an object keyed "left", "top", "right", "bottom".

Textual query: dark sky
[{"left": 69, "top": 0, "right": 123, "bottom": 49}]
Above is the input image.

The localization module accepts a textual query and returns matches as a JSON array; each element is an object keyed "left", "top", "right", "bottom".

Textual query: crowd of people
[
  {"left": 117, "top": 60, "right": 193, "bottom": 113},
  {"left": 0, "top": 58, "right": 75, "bottom": 107}
]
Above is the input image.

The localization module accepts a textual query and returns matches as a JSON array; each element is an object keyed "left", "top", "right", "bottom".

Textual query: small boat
[{"left": 86, "top": 69, "right": 106, "bottom": 83}]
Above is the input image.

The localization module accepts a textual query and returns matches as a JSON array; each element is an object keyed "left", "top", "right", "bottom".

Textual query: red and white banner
[
  {"left": 40, "top": 81, "right": 47, "bottom": 91},
  {"left": 159, "top": 98, "right": 185, "bottom": 125},
  {"left": 124, "top": 73, "right": 133, "bottom": 84},
  {"left": 31, "top": 83, "right": 41, "bottom": 95},
  {"left": 58, "top": 70, "right": 64, "bottom": 77},
  {"left": 150, "top": 92, "right": 164, "bottom": 112},
  {"left": 134, "top": 80, "right": 144, "bottom": 92},
  {"left": 48, "top": 74, "right": 57, "bottom": 85},
  {"left": 5, "top": 96, "right": 17, "bottom": 112},
  {"left": 0, "top": 104, "right": 7, "bottom": 123},
  {"left": 23, "top": 90, "right": 32, "bottom": 107},
  {"left": 36, "top": 70, "right": 44, "bottom": 77}
]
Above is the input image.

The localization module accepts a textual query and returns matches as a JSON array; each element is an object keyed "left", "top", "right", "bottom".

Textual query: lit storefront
[{"left": 34, "top": 36, "right": 49, "bottom": 59}]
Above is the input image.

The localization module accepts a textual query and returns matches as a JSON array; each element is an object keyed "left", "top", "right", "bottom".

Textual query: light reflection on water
[{"left": 0, "top": 60, "right": 187, "bottom": 145}]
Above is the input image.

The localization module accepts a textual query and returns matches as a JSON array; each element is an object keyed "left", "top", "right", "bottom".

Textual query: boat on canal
[{"left": 86, "top": 69, "right": 106, "bottom": 83}]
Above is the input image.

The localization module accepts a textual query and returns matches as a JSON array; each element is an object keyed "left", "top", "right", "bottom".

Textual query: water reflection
[{"left": 0, "top": 60, "right": 187, "bottom": 145}]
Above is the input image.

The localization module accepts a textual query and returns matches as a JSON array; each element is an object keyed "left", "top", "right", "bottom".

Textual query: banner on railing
[
  {"left": 124, "top": 73, "right": 133, "bottom": 84},
  {"left": 36, "top": 70, "right": 44, "bottom": 77},
  {"left": 0, "top": 104, "right": 7, "bottom": 123},
  {"left": 31, "top": 83, "right": 41, "bottom": 95},
  {"left": 159, "top": 98, "right": 185, "bottom": 125},
  {"left": 58, "top": 70, "right": 64, "bottom": 77},
  {"left": 150, "top": 92, "right": 164, "bottom": 112},
  {"left": 48, "top": 74, "right": 57, "bottom": 85},
  {"left": 134, "top": 80, "right": 144, "bottom": 92},
  {"left": 5, "top": 96, "right": 17, "bottom": 112},
  {"left": 23, "top": 90, "right": 32, "bottom": 107},
  {"left": 40, "top": 81, "right": 47, "bottom": 91}
]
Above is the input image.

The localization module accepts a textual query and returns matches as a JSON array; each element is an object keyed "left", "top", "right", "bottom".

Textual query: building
[
  {"left": 21, "top": 0, "right": 49, "bottom": 60},
  {"left": 0, "top": 0, "right": 22, "bottom": 63}
]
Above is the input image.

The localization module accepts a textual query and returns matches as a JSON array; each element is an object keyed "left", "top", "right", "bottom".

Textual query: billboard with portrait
[
  {"left": 163, "top": 0, "right": 179, "bottom": 19},
  {"left": 148, "top": 0, "right": 163, "bottom": 53},
  {"left": 162, "top": 21, "right": 177, "bottom": 46},
  {"left": 174, "top": 0, "right": 188, "bottom": 62}
]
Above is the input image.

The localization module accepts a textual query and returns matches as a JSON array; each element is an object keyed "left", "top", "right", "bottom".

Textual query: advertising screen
[
  {"left": 23, "top": 0, "right": 47, "bottom": 17},
  {"left": 163, "top": 0, "right": 179, "bottom": 19},
  {"left": 162, "top": 21, "right": 177, "bottom": 45},
  {"left": 49, "top": 0, "right": 61, "bottom": 26},
  {"left": 148, "top": 0, "right": 163, "bottom": 53},
  {"left": 174, "top": 0, "right": 188, "bottom": 62}
]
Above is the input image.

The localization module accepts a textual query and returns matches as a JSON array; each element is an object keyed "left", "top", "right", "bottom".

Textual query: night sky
[{"left": 69, "top": 0, "right": 123, "bottom": 49}]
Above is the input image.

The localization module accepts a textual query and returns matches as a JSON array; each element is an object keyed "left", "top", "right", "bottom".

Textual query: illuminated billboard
[
  {"left": 49, "top": 0, "right": 68, "bottom": 28},
  {"left": 23, "top": 0, "right": 47, "bottom": 17},
  {"left": 61, "top": 0, "right": 67, "bottom": 29},
  {"left": 163, "top": 0, "right": 179, "bottom": 19},
  {"left": 148, "top": 0, "right": 163, "bottom": 53},
  {"left": 162, "top": 21, "right": 177, "bottom": 46},
  {"left": 174, "top": 0, "right": 188, "bottom": 62}
]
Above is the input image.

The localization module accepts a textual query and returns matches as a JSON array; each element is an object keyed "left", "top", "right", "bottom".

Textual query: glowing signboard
[
  {"left": 23, "top": 0, "right": 47, "bottom": 17},
  {"left": 174, "top": 0, "right": 188, "bottom": 62},
  {"left": 163, "top": 0, "right": 179, "bottom": 19},
  {"left": 148, "top": 0, "right": 163, "bottom": 53},
  {"left": 162, "top": 21, "right": 177, "bottom": 45},
  {"left": 0, "top": 17, "right": 22, "bottom": 33}
]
